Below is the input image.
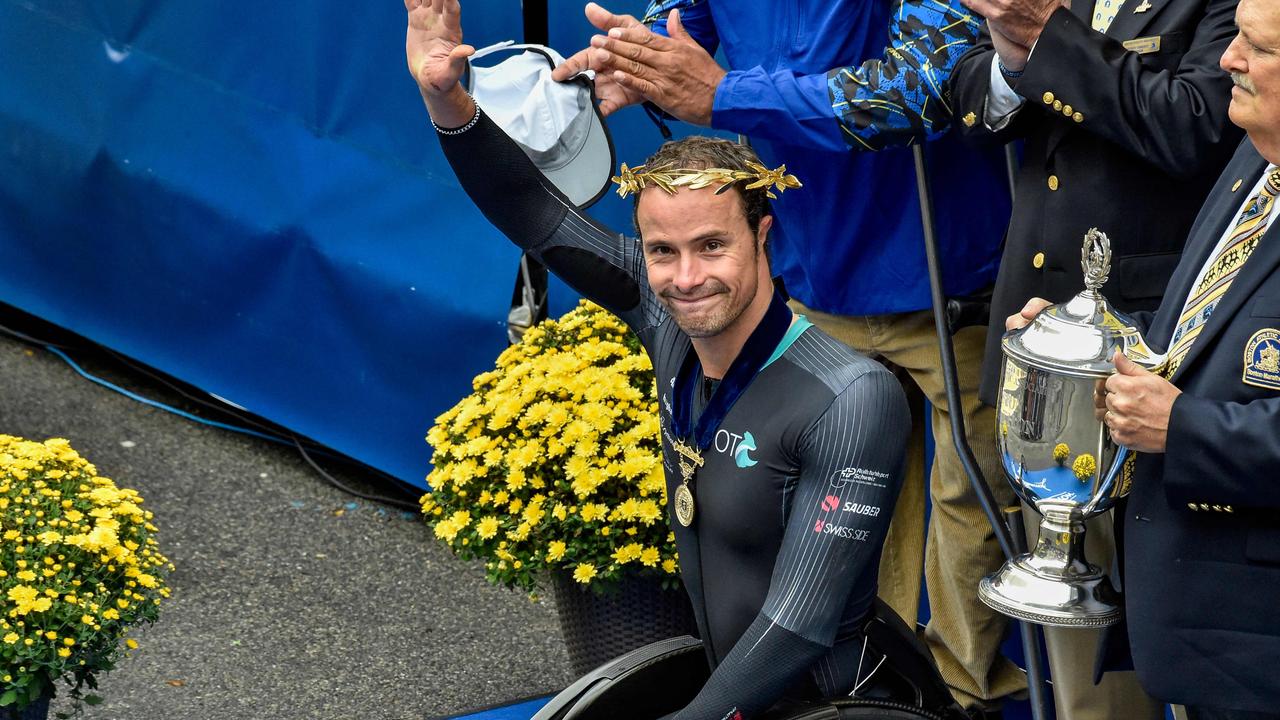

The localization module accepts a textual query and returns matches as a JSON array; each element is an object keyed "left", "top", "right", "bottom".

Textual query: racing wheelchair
[{"left": 532, "top": 598, "right": 969, "bottom": 720}]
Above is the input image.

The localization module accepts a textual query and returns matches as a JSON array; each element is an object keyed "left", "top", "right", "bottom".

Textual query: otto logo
[
  {"left": 842, "top": 502, "right": 881, "bottom": 517},
  {"left": 812, "top": 521, "right": 872, "bottom": 542},
  {"left": 820, "top": 495, "right": 840, "bottom": 512},
  {"left": 714, "top": 429, "right": 758, "bottom": 468}
]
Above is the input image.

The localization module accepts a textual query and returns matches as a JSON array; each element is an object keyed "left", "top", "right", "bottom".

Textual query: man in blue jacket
[{"left": 553, "top": 1, "right": 1021, "bottom": 713}]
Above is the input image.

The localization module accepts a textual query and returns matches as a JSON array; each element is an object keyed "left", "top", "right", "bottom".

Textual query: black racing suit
[{"left": 437, "top": 108, "right": 910, "bottom": 720}]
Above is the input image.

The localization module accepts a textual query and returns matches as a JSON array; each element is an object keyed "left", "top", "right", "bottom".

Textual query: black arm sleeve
[
  {"left": 437, "top": 108, "right": 664, "bottom": 337},
  {"left": 1013, "top": 5, "right": 1238, "bottom": 179},
  {"left": 667, "top": 370, "right": 910, "bottom": 719}
]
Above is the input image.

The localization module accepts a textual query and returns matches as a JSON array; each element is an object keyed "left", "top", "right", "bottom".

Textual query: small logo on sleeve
[
  {"left": 842, "top": 502, "right": 881, "bottom": 517},
  {"left": 830, "top": 466, "right": 891, "bottom": 489},
  {"left": 812, "top": 520, "right": 871, "bottom": 542}
]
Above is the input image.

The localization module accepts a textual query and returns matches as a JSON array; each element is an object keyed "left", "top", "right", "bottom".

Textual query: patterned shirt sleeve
[
  {"left": 825, "top": 0, "right": 980, "bottom": 150},
  {"left": 648, "top": 0, "right": 981, "bottom": 152}
]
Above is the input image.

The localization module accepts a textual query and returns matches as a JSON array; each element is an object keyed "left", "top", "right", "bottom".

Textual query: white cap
[{"left": 467, "top": 42, "right": 616, "bottom": 209}]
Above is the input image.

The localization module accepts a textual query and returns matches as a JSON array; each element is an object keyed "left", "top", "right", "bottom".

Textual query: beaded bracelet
[
  {"left": 433, "top": 94, "right": 481, "bottom": 135},
  {"left": 998, "top": 58, "right": 1025, "bottom": 80}
]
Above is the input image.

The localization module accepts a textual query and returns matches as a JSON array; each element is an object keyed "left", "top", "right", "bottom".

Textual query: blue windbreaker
[{"left": 646, "top": 0, "right": 1009, "bottom": 316}]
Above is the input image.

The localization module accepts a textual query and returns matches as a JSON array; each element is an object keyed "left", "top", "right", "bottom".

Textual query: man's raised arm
[{"left": 405, "top": 0, "right": 658, "bottom": 335}]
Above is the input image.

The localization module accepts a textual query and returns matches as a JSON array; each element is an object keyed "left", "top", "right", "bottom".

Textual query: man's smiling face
[{"left": 637, "top": 184, "right": 772, "bottom": 339}]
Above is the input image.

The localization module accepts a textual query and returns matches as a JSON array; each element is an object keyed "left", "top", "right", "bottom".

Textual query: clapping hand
[
  {"left": 550, "top": 3, "right": 647, "bottom": 116},
  {"left": 583, "top": 9, "right": 725, "bottom": 126},
  {"left": 962, "top": 0, "right": 1069, "bottom": 50}
]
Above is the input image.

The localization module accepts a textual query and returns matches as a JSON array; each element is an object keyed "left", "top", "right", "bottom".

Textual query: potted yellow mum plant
[
  {"left": 0, "top": 435, "right": 172, "bottom": 719},
  {"left": 422, "top": 300, "right": 693, "bottom": 674}
]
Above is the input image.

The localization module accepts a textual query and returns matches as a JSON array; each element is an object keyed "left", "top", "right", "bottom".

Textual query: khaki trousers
[
  {"left": 1020, "top": 508, "right": 1165, "bottom": 720},
  {"left": 791, "top": 302, "right": 1025, "bottom": 708}
]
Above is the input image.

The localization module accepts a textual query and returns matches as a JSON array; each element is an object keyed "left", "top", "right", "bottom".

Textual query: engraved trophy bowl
[{"left": 979, "top": 229, "right": 1166, "bottom": 627}]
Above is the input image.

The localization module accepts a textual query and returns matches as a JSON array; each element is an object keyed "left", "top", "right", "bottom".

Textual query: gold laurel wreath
[{"left": 611, "top": 162, "right": 802, "bottom": 200}]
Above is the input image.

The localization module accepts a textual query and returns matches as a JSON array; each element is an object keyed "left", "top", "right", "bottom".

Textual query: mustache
[
  {"left": 660, "top": 281, "right": 728, "bottom": 302},
  {"left": 1232, "top": 72, "right": 1256, "bottom": 94}
]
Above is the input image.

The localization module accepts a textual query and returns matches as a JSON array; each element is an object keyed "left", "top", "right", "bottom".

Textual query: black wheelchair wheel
[{"left": 761, "top": 697, "right": 956, "bottom": 720}]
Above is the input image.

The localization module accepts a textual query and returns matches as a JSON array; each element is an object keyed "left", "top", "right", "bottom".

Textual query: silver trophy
[{"left": 979, "top": 229, "right": 1166, "bottom": 627}]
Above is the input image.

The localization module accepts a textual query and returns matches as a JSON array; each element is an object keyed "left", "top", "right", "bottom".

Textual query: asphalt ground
[{"left": 0, "top": 318, "right": 575, "bottom": 719}]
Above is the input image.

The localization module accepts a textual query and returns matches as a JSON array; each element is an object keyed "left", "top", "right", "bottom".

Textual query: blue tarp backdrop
[{"left": 0, "top": 0, "right": 707, "bottom": 487}]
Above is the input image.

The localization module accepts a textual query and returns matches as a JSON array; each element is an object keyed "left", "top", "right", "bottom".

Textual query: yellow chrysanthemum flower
[
  {"left": 476, "top": 517, "right": 500, "bottom": 540},
  {"left": 572, "top": 563, "right": 597, "bottom": 584},
  {"left": 639, "top": 547, "right": 660, "bottom": 567},
  {"left": 546, "top": 541, "right": 566, "bottom": 562}
]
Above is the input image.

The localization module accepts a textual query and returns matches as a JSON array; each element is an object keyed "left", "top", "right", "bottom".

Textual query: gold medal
[
  {"left": 671, "top": 439, "right": 704, "bottom": 527},
  {"left": 674, "top": 482, "right": 696, "bottom": 527}
]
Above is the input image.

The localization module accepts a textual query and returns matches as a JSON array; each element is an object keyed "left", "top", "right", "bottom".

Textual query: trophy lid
[{"left": 1003, "top": 229, "right": 1166, "bottom": 378}]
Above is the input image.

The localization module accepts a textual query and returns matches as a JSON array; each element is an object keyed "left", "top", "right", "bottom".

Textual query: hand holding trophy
[{"left": 981, "top": 229, "right": 1166, "bottom": 627}]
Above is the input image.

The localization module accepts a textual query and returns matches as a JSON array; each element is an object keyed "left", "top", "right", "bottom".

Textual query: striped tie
[{"left": 1164, "top": 166, "right": 1280, "bottom": 377}]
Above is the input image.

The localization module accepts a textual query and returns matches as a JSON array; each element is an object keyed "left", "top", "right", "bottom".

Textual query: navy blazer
[
  {"left": 950, "top": 0, "right": 1243, "bottom": 406},
  {"left": 1117, "top": 138, "right": 1280, "bottom": 712}
]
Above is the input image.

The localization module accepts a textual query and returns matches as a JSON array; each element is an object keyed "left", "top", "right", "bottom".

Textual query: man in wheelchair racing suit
[{"left": 405, "top": 2, "right": 965, "bottom": 717}]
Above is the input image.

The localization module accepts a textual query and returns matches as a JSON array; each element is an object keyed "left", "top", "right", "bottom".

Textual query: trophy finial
[{"left": 1081, "top": 228, "right": 1111, "bottom": 292}]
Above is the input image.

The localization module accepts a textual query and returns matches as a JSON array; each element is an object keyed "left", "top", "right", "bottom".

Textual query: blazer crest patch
[{"left": 1243, "top": 328, "right": 1280, "bottom": 390}]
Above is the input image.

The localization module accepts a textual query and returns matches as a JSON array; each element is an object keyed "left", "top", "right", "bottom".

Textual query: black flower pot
[
  {"left": 0, "top": 696, "right": 49, "bottom": 720},
  {"left": 551, "top": 571, "right": 698, "bottom": 677}
]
